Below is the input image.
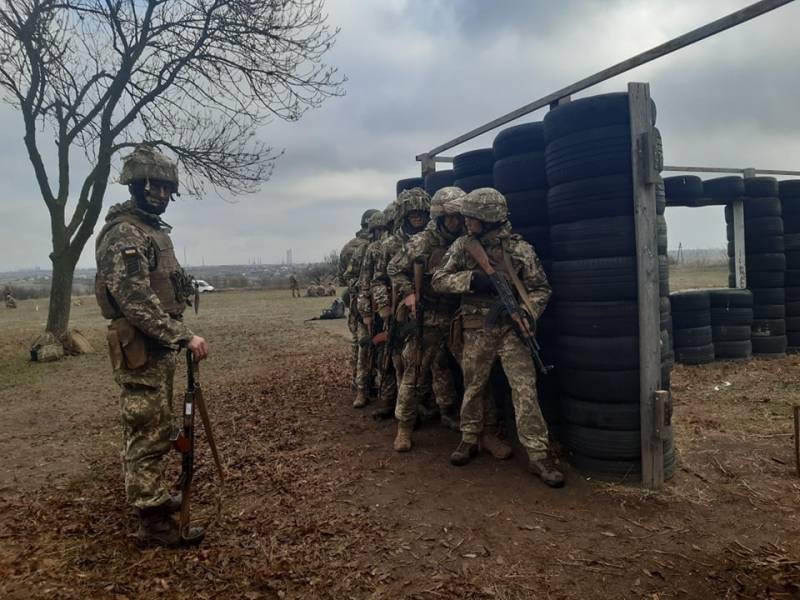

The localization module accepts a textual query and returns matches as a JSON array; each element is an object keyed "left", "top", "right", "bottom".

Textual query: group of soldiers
[{"left": 338, "top": 186, "right": 564, "bottom": 488}]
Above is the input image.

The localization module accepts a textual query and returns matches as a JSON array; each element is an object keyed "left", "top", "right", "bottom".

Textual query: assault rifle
[
  {"left": 465, "top": 240, "right": 553, "bottom": 376},
  {"left": 174, "top": 350, "right": 225, "bottom": 541}
]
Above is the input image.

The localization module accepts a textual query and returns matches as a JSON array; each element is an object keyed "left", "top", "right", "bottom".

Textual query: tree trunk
[{"left": 46, "top": 253, "right": 78, "bottom": 339}]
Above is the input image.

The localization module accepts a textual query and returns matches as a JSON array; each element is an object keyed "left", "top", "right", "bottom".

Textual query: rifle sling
[{"left": 195, "top": 386, "right": 226, "bottom": 483}]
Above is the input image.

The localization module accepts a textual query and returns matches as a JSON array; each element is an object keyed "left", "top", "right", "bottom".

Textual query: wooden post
[
  {"left": 629, "top": 82, "right": 663, "bottom": 489},
  {"left": 733, "top": 168, "right": 755, "bottom": 288},
  {"left": 420, "top": 154, "right": 436, "bottom": 178}
]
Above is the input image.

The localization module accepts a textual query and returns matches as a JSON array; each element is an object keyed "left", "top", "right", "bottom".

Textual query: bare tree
[{"left": 0, "top": 0, "right": 343, "bottom": 339}]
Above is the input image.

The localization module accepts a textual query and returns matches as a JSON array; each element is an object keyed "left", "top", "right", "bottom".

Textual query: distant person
[
  {"left": 289, "top": 274, "right": 300, "bottom": 298},
  {"left": 5, "top": 292, "right": 17, "bottom": 308},
  {"left": 94, "top": 145, "right": 209, "bottom": 547}
]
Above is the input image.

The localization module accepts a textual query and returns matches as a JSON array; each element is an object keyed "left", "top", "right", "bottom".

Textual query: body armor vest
[{"left": 95, "top": 213, "right": 188, "bottom": 319}]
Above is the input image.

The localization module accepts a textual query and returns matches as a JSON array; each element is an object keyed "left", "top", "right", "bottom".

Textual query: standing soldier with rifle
[
  {"left": 372, "top": 187, "right": 431, "bottom": 452},
  {"left": 95, "top": 145, "right": 210, "bottom": 546},
  {"left": 339, "top": 209, "right": 380, "bottom": 391},
  {"left": 387, "top": 187, "right": 465, "bottom": 449},
  {"left": 431, "top": 188, "right": 564, "bottom": 487}
]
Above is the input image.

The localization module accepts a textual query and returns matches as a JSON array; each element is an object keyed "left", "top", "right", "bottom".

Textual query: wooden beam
[
  {"left": 630, "top": 83, "right": 663, "bottom": 489},
  {"left": 420, "top": 154, "right": 436, "bottom": 178},
  {"left": 417, "top": 0, "right": 796, "bottom": 160}
]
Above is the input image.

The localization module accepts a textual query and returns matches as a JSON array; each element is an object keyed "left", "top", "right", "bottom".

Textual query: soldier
[
  {"left": 95, "top": 145, "right": 209, "bottom": 546},
  {"left": 288, "top": 274, "right": 300, "bottom": 298},
  {"left": 387, "top": 187, "right": 465, "bottom": 450},
  {"left": 5, "top": 291, "right": 17, "bottom": 308},
  {"left": 371, "top": 187, "right": 431, "bottom": 451},
  {"left": 339, "top": 209, "right": 379, "bottom": 389},
  {"left": 431, "top": 188, "right": 564, "bottom": 487}
]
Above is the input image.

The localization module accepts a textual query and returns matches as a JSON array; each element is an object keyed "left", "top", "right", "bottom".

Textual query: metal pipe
[
  {"left": 416, "top": 0, "right": 796, "bottom": 160},
  {"left": 663, "top": 165, "right": 800, "bottom": 176}
]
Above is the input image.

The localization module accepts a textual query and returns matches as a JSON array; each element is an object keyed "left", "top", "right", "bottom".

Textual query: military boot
[
  {"left": 528, "top": 456, "right": 565, "bottom": 488},
  {"left": 449, "top": 440, "right": 478, "bottom": 466},
  {"left": 393, "top": 421, "right": 414, "bottom": 452},
  {"left": 135, "top": 504, "right": 205, "bottom": 548},
  {"left": 439, "top": 408, "right": 460, "bottom": 432},
  {"left": 353, "top": 388, "right": 368, "bottom": 408},
  {"left": 480, "top": 432, "right": 513, "bottom": 460}
]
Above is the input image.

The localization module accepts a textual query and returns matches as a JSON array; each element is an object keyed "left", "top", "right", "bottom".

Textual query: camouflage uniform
[
  {"left": 431, "top": 191, "right": 552, "bottom": 462},
  {"left": 289, "top": 274, "right": 300, "bottom": 298},
  {"left": 95, "top": 199, "right": 195, "bottom": 510},
  {"left": 387, "top": 190, "right": 463, "bottom": 425}
]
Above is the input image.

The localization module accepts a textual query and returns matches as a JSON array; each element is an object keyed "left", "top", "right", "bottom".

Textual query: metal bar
[
  {"left": 664, "top": 165, "right": 800, "bottom": 176},
  {"left": 417, "top": 0, "right": 796, "bottom": 160},
  {"left": 630, "top": 83, "right": 663, "bottom": 489},
  {"left": 433, "top": 156, "right": 454, "bottom": 164}
]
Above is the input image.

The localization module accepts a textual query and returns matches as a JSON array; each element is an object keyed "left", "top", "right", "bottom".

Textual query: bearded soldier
[
  {"left": 339, "top": 209, "right": 379, "bottom": 388},
  {"left": 431, "top": 188, "right": 564, "bottom": 487},
  {"left": 95, "top": 145, "right": 209, "bottom": 546},
  {"left": 386, "top": 187, "right": 465, "bottom": 449}
]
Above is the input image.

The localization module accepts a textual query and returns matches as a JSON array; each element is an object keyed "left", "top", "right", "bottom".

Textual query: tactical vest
[{"left": 95, "top": 213, "right": 187, "bottom": 319}]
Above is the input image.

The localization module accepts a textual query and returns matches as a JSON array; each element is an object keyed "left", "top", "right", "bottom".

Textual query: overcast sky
[{"left": 1, "top": 0, "right": 799, "bottom": 271}]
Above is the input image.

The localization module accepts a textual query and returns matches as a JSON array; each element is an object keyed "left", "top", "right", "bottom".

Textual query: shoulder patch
[{"left": 121, "top": 247, "right": 141, "bottom": 276}]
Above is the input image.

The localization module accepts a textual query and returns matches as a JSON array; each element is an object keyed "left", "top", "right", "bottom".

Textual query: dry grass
[{"left": 668, "top": 263, "right": 729, "bottom": 291}]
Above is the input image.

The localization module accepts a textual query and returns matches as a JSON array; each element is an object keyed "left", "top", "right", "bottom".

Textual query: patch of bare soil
[{"left": 2, "top": 307, "right": 800, "bottom": 599}]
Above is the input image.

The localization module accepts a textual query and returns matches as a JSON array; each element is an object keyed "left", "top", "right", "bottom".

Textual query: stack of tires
[
  {"left": 704, "top": 176, "right": 744, "bottom": 205},
  {"left": 726, "top": 177, "right": 786, "bottom": 357},
  {"left": 669, "top": 290, "right": 714, "bottom": 364},
  {"left": 664, "top": 176, "right": 703, "bottom": 207},
  {"left": 779, "top": 180, "right": 800, "bottom": 352},
  {"left": 424, "top": 170, "right": 456, "bottom": 196},
  {"left": 452, "top": 149, "right": 494, "bottom": 192},
  {"left": 709, "top": 288, "right": 753, "bottom": 359},
  {"left": 543, "top": 92, "right": 674, "bottom": 479},
  {"left": 396, "top": 177, "right": 424, "bottom": 196}
]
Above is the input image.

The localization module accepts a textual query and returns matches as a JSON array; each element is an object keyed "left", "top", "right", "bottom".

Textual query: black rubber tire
[
  {"left": 786, "top": 316, "right": 800, "bottom": 330},
  {"left": 751, "top": 288, "right": 785, "bottom": 306},
  {"left": 751, "top": 335, "right": 787, "bottom": 355},
  {"left": 673, "top": 326, "right": 712, "bottom": 347},
  {"left": 669, "top": 290, "right": 711, "bottom": 311},
  {"left": 782, "top": 199, "right": 800, "bottom": 218},
  {"left": 712, "top": 325, "right": 752, "bottom": 341},
  {"left": 671, "top": 309, "right": 711, "bottom": 328},
  {"left": 545, "top": 125, "right": 631, "bottom": 186},
  {"left": 786, "top": 251, "right": 800, "bottom": 269},
  {"left": 727, "top": 236, "right": 785, "bottom": 256},
  {"left": 546, "top": 174, "right": 632, "bottom": 224},
  {"left": 558, "top": 364, "right": 671, "bottom": 404},
  {"left": 724, "top": 198, "right": 782, "bottom": 221},
  {"left": 568, "top": 449, "right": 676, "bottom": 481},
  {"left": 561, "top": 396, "right": 641, "bottom": 430},
  {"left": 551, "top": 216, "right": 638, "bottom": 261},
  {"left": 715, "top": 340, "right": 752, "bottom": 359},
  {"left": 786, "top": 236, "right": 800, "bottom": 252},
  {"left": 556, "top": 301, "right": 638, "bottom": 337},
  {"left": 552, "top": 256, "right": 668, "bottom": 302},
  {"left": 789, "top": 302, "right": 800, "bottom": 316},
  {"left": 779, "top": 180, "right": 800, "bottom": 199},
  {"left": 543, "top": 92, "right": 656, "bottom": 141},
  {"left": 753, "top": 304, "right": 785, "bottom": 319},
  {"left": 783, "top": 215, "right": 800, "bottom": 235},
  {"left": 505, "top": 189, "right": 549, "bottom": 227},
  {"left": 453, "top": 149, "right": 495, "bottom": 179},
  {"left": 725, "top": 217, "right": 783, "bottom": 239},
  {"left": 788, "top": 331, "right": 800, "bottom": 346},
  {"left": 493, "top": 122, "right": 546, "bottom": 159},
  {"left": 664, "top": 176, "right": 703, "bottom": 200},
  {"left": 709, "top": 288, "right": 753, "bottom": 308},
  {"left": 514, "top": 225, "right": 550, "bottom": 257},
  {"left": 424, "top": 170, "right": 456, "bottom": 195},
  {"left": 704, "top": 176, "right": 744, "bottom": 199},
  {"left": 675, "top": 343, "right": 715, "bottom": 365},
  {"left": 786, "top": 271, "right": 800, "bottom": 286},
  {"left": 752, "top": 319, "right": 786, "bottom": 337},
  {"left": 746, "top": 270, "right": 785, "bottom": 288},
  {"left": 729, "top": 253, "right": 786, "bottom": 272},
  {"left": 556, "top": 335, "right": 639, "bottom": 370},
  {"left": 396, "top": 177, "right": 424, "bottom": 196},
  {"left": 744, "top": 176, "right": 779, "bottom": 198},
  {"left": 453, "top": 173, "right": 494, "bottom": 193},
  {"left": 492, "top": 152, "right": 547, "bottom": 193},
  {"left": 711, "top": 306, "right": 753, "bottom": 325},
  {"left": 564, "top": 424, "right": 672, "bottom": 461}
]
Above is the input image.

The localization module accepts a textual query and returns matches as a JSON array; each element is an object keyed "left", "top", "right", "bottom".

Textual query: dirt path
[{"left": 1, "top": 294, "right": 799, "bottom": 599}]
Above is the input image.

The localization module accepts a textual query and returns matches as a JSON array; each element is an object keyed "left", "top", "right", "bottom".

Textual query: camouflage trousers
[
  {"left": 395, "top": 324, "right": 457, "bottom": 423},
  {"left": 460, "top": 325, "right": 548, "bottom": 460},
  {"left": 114, "top": 349, "right": 177, "bottom": 510},
  {"left": 355, "top": 321, "right": 370, "bottom": 391},
  {"left": 347, "top": 305, "right": 360, "bottom": 386}
]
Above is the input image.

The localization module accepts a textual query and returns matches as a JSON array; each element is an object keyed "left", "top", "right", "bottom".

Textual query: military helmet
[
  {"left": 383, "top": 201, "right": 397, "bottom": 225},
  {"left": 367, "top": 211, "right": 388, "bottom": 232},
  {"left": 461, "top": 187, "right": 508, "bottom": 223},
  {"left": 443, "top": 195, "right": 465, "bottom": 215},
  {"left": 120, "top": 145, "right": 179, "bottom": 190},
  {"left": 396, "top": 187, "right": 431, "bottom": 221},
  {"left": 430, "top": 186, "right": 466, "bottom": 218},
  {"left": 361, "top": 209, "right": 380, "bottom": 229}
]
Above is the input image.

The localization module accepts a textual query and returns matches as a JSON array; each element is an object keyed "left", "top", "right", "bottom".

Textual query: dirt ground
[{"left": 1, "top": 283, "right": 800, "bottom": 600}]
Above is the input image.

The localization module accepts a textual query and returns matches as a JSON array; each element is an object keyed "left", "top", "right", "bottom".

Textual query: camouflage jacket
[
  {"left": 338, "top": 230, "right": 370, "bottom": 288},
  {"left": 431, "top": 223, "right": 551, "bottom": 321},
  {"left": 387, "top": 221, "right": 460, "bottom": 322},
  {"left": 356, "top": 236, "right": 384, "bottom": 316},
  {"left": 95, "top": 200, "right": 194, "bottom": 348},
  {"left": 371, "top": 227, "right": 414, "bottom": 311}
]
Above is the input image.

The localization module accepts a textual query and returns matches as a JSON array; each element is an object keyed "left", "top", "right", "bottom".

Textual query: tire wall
[{"left": 780, "top": 180, "right": 800, "bottom": 351}]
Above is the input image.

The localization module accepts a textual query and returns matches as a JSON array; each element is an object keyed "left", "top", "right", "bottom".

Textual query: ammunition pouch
[{"left": 106, "top": 318, "right": 148, "bottom": 370}]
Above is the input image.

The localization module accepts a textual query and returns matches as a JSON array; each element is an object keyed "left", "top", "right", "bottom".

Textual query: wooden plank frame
[{"left": 629, "top": 83, "right": 664, "bottom": 489}]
